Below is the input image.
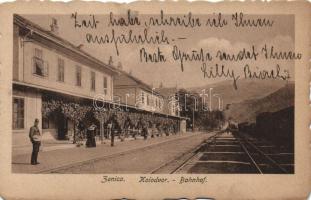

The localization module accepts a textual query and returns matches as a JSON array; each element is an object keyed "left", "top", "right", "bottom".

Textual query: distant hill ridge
[
  {"left": 187, "top": 79, "right": 291, "bottom": 105},
  {"left": 224, "top": 83, "right": 294, "bottom": 123},
  {"left": 159, "top": 79, "right": 294, "bottom": 123}
]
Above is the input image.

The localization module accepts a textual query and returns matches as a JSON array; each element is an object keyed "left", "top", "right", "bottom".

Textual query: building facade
[
  {"left": 113, "top": 72, "right": 165, "bottom": 113},
  {"left": 155, "top": 87, "right": 180, "bottom": 117},
  {"left": 13, "top": 15, "right": 117, "bottom": 146},
  {"left": 12, "top": 15, "right": 187, "bottom": 147}
]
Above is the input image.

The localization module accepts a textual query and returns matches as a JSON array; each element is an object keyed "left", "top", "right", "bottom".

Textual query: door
[{"left": 57, "top": 113, "right": 68, "bottom": 140}]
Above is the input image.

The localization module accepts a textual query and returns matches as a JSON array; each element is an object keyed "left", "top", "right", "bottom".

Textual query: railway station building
[
  {"left": 12, "top": 14, "right": 118, "bottom": 146},
  {"left": 113, "top": 71, "right": 180, "bottom": 116},
  {"left": 12, "top": 15, "right": 186, "bottom": 146}
]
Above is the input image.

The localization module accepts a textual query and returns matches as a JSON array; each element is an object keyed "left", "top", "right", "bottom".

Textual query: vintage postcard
[{"left": 0, "top": 1, "right": 310, "bottom": 200}]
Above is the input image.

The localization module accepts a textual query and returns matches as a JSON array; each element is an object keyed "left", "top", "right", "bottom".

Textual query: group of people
[
  {"left": 28, "top": 115, "right": 180, "bottom": 165},
  {"left": 75, "top": 114, "right": 179, "bottom": 147}
]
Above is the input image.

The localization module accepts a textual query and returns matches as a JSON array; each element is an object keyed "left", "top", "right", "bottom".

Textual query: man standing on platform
[
  {"left": 29, "top": 118, "right": 42, "bottom": 165},
  {"left": 110, "top": 115, "right": 117, "bottom": 147}
]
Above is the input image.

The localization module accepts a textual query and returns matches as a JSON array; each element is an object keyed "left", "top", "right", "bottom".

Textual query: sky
[{"left": 22, "top": 13, "right": 295, "bottom": 89}]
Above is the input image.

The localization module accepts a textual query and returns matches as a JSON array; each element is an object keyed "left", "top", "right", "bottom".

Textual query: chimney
[
  {"left": 50, "top": 18, "right": 59, "bottom": 34},
  {"left": 159, "top": 82, "right": 163, "bottom": 88},
  {"left": 77, "top": 44, "right": 84, "bottom": 49},
  {"left": 117, "top": 62, "right": 122, "bottom": 70},
  {"left": 108, "top": 56, "right": 113, "bottom": 66}
]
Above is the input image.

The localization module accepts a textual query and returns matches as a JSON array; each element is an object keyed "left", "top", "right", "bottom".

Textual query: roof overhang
[{"left": 13, "top": 81, "right": 185, "bottom": 120}]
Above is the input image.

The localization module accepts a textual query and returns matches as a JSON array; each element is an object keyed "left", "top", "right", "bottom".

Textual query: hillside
[
  {"left": 188, "top": 79, "right": 289, "bottom": 106},
  {"left": 223, "top": 83, "right": 294, "bottom": 123}
]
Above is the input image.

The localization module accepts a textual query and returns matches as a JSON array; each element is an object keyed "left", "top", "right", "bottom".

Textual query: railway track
[
  {"left": 41, "top": 133, "right": 208, "bottom": 174},
  {"left": 152, "top": 131, "right": 294, "bottom": 174},
  {"left": 149, "top": 131, "right": 222, "bottom": 174}
]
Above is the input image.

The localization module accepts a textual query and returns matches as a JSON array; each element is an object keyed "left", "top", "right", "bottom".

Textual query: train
[{"left": 238, "top": 106, "right": 294, "bottom": 149}]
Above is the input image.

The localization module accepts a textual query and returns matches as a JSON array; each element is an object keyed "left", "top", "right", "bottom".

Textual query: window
[
  {"left": 58, "top": 58, "right": 65, "bottom": 82},
  {"left": 141, "top": 92, "right": 145, "bottom": 104},
  {"left": 103, "top": 76, "right": 108, "bottom": 95},
  {"left": 113, "top": 95, "right": 121, "bottom": 104},
  {"left": 42, "top": 117, "right": 50, "bottom": 129},
  {"left": 76, "top": 66, "right": 82, "bottom": 86},
  {"left": 33, "top": 48, "right": 48, "bottom": 77},
  {"left": 52, "top": 18, "right": 58, "bottom": 26},
  {"left": 91, "top": 71, "right": 96, "bottom": 91},
  {"left": 12, "top": 98, "right": 24, "bottom": 129},
  {"left": 35, "top": 48, "right": 42, "bottom": 58},
  {"left": 147, "top": 95, "right": 150, "bottom": 106},
  {"left": 42, "top": 116, "right": 56, "bottom": 129}
]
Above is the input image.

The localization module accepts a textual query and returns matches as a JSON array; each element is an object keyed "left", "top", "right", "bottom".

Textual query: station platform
[{"left": 12, "top": 132, "right": 205, "bottom": 174}]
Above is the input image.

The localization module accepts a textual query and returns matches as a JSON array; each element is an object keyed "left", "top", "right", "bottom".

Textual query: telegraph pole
[{"left": 192, "top": 107, "right": 195, "bottom": 132}]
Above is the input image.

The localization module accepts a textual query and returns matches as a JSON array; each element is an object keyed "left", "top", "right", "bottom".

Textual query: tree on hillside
[{"left": 177, "top": 89, "right": 225, "bottom": 130}]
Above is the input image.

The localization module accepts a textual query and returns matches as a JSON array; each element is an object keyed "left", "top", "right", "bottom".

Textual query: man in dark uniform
[
  {"left": 29, "top": 118, "right": 42, "bottom": 165},
  {"left": 110, "top": 115, "right": 117, "bottom": 147},
  {"left": 142, "top": 122, "right": 148, "bottom": 140}
]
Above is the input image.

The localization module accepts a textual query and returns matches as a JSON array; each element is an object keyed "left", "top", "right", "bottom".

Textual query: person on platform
[
  {"left": 29, "top": 118, "right": 42, "bottom": 165},
  {"left": 86, "top": 123, "right": 97, "bottom": 148},
  {"left": 142, "top": 120, "right": 148, "bottom": 140},
  {"left": 110, "top": 115, "right": 118, "bottom": 147},
  {"left": 106, "top": 122, "right": 112, "bottom": 139}
]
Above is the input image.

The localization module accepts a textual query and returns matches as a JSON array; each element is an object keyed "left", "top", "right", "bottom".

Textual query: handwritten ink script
[{"left": 70, "top": 11, "right": 302, "bottom": 89}]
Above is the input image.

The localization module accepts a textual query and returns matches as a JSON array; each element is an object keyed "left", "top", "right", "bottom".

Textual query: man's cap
[{"left": 35, "top": 118, "right": 39, "bottom": 122}]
